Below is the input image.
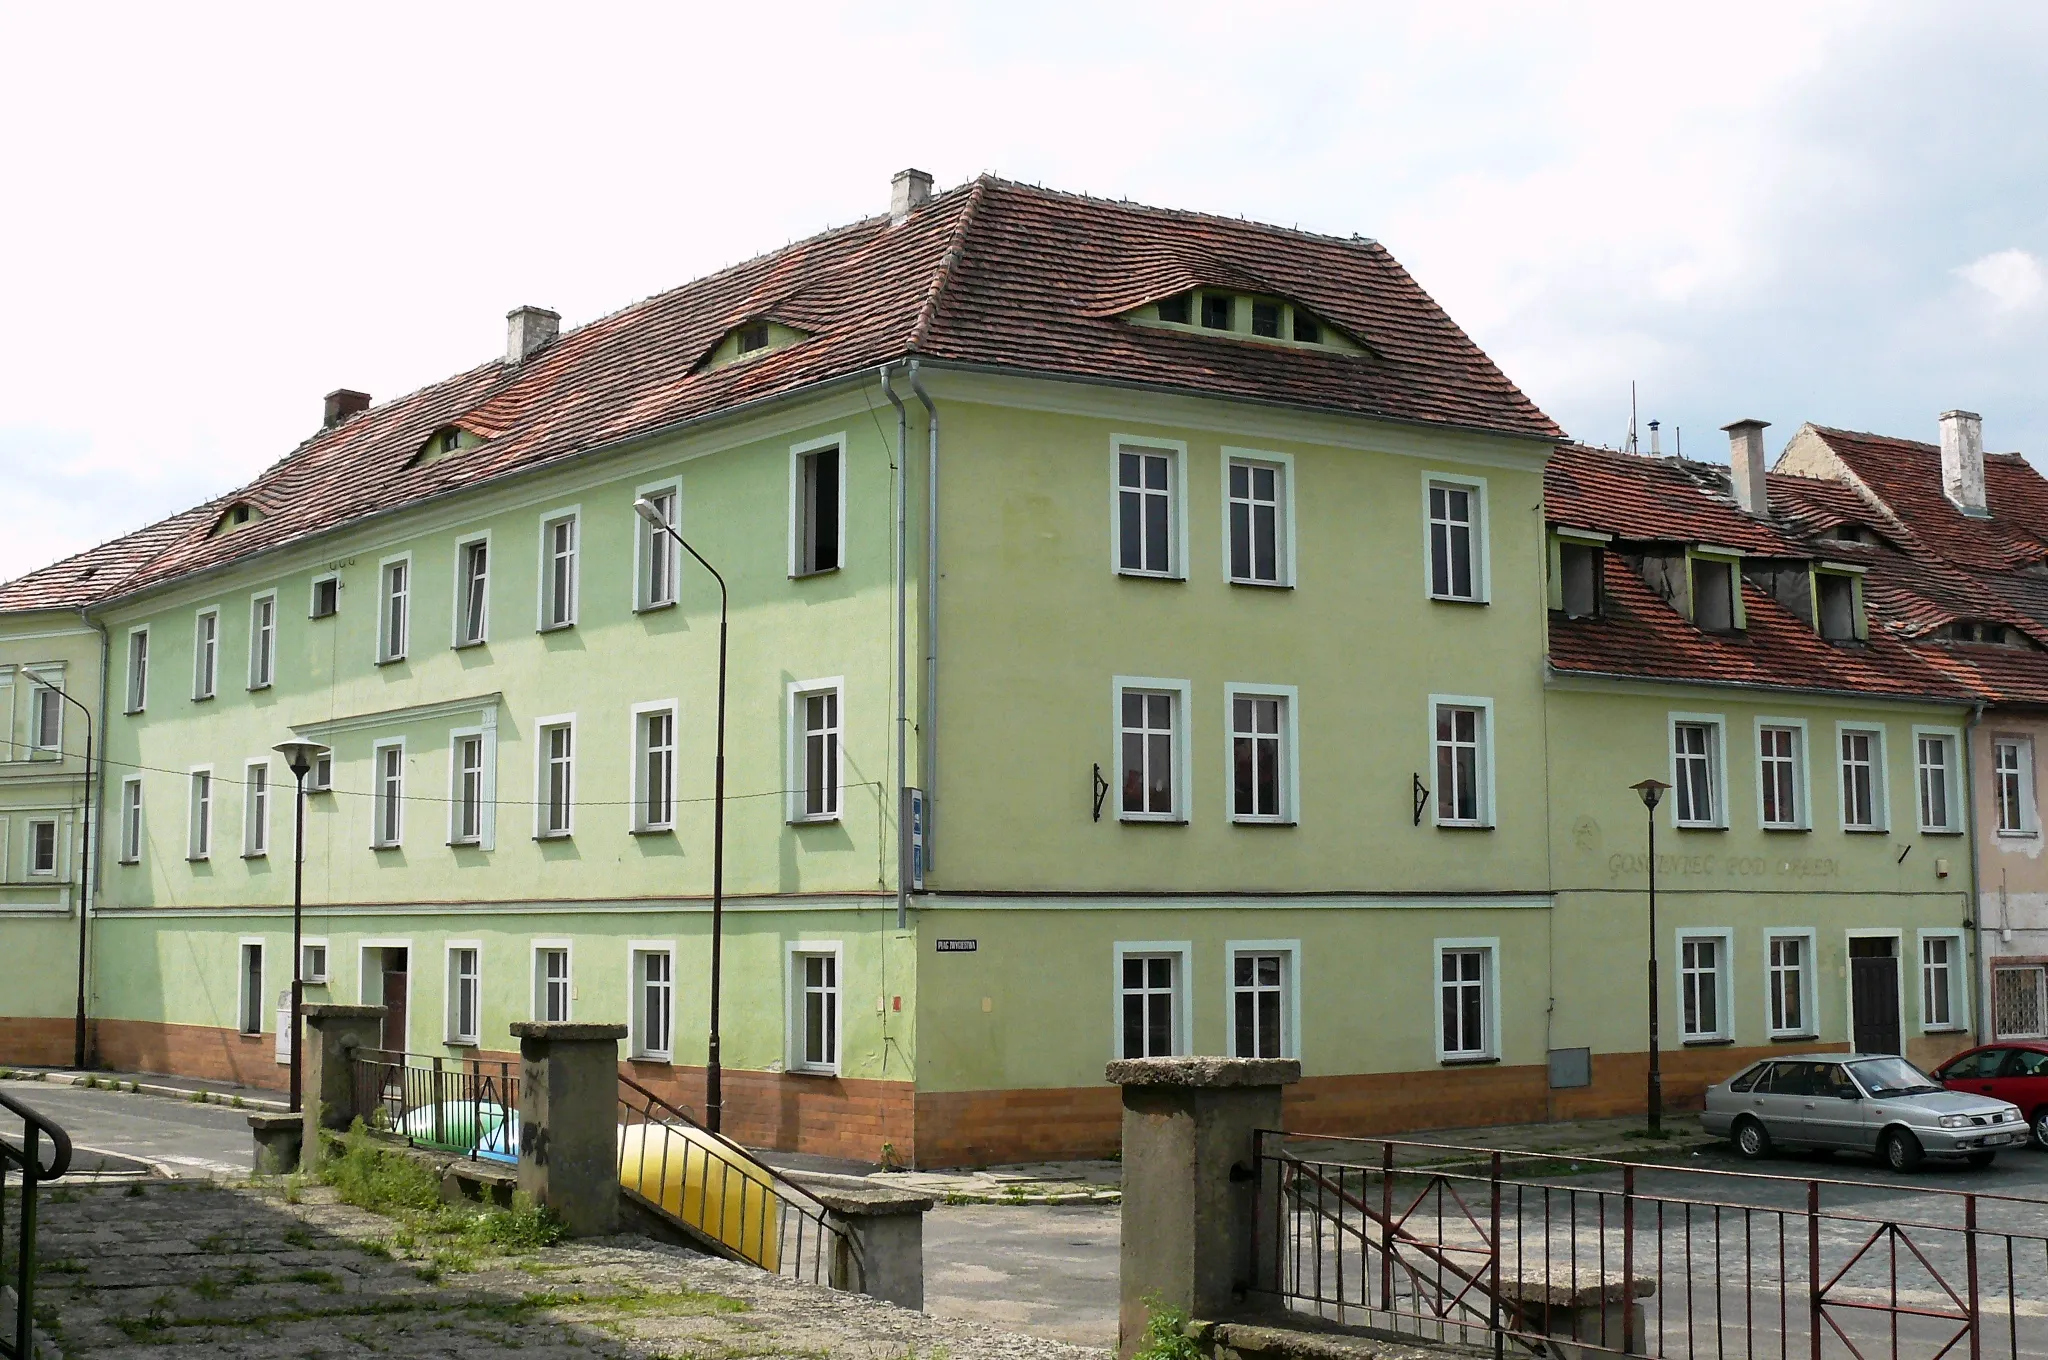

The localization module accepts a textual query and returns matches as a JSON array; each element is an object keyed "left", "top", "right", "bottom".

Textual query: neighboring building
[{"left": 1777, "top": 414, "right": 2048, "bottom": 1046}]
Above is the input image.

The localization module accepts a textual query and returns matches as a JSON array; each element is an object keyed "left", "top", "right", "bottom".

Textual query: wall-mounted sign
[
  {"left": 907, "top": 787, "right": 926, "bottom": 891},
  {"left": 936, "top": 939, "right": 977, "bottom": 953}
]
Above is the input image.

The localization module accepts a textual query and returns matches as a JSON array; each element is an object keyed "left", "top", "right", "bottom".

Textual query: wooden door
[{"left": 1850, "top": 946, "right": 1901, "bottom": 1056}]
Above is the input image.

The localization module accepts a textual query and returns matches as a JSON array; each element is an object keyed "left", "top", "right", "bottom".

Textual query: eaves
[{"left": 1544, "top": 658, "right": 1974, "bottom": 712}]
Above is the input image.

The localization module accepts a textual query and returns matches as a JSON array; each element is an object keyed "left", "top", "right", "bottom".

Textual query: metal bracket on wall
[
  {"left": 1413, "top": 773, "right": 1431, "bottom": 826},
  {"left": 1092, "top": 764, "right": 1109, "bottom": 822}
]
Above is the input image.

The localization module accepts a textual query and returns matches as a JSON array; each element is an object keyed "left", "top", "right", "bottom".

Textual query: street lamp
[
  {"left": 273, "top": 739, "right": 332, "bottom": 1115},
  {"left": 27, "top": 675, "right": 94, "bottom": 1070},
  {"left": 1631, "top": 777, "right": 1672, "bottom": 1135},
  {"left": 633, "top": 495, "right": 730, "bottom": 1134}
]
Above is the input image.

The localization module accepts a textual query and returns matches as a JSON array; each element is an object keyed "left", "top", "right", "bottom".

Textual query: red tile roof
[{"left": 1, "top": 177, "right": 1558, "bottom": 613}]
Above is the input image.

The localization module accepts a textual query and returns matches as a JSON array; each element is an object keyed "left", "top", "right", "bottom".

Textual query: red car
[{"left": 1933, "top": 1042, "right": 2048, "bottom": 1148}]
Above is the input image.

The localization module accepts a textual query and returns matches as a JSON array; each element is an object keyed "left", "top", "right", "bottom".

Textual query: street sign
[{"left": 936, "top": 939, "right": 977, "bottom": 953}]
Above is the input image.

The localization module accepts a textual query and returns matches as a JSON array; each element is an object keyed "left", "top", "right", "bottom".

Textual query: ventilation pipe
[
  {"left": 1940, "top": 410, "right": 1987, "bottom": 516},
  {"left": 1721, "top": 418, "right": 1771, "bottom": 517}
]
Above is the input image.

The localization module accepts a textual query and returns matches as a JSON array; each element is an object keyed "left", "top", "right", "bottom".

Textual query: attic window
[
  {"left": 1293, "top": 314, "right": 1322, "bottom": 344},
  {"left": 1157, "top": 293, "right": 1191, "bottom": 324},
  {"left": 1941, "top": 620, "right": 2035, "bottom": 648},
  {"left": 737, "top": 321, "right": 770, "bottom": 354},
  {"left": 1252, "top": 301, "right": 1281, "bottom": 338},
  {"left": 438, "top": 428, "right": 460, "bottom": 454},
  {"left": 1816, "top": 573, "right": 1860, "bottom": 641},
  {"left": 1201, "top": 294, "right": 1233, "bottom": 329},
  {"left": 1558, "top": 543, "right": 1601, "bottom": 618},
  {"left": 212, "top": 503, "right": 262, "bottom": 537},
  {"left": 1822, "top": 524, "right": 1882, "bottom": 547},
  {"left": 1693, "top": 559, "right": 1737, "bottom": 632}
]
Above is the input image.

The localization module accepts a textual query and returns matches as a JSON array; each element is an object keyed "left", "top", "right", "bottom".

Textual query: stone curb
[{"left": 0, "top": 1067, "right": 290, "bottom": 1113}]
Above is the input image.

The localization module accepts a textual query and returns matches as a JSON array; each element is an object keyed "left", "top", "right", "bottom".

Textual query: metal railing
[
  {"left": 1, "top": 1089, "right": 72, "bottom": 1360},
  {"left": 1255, "top": 1132, "right": 2048, "bottom": 1360},
  {"left": 617, "top": 1074, "right": 861, "bottom": 1292},
  {"left": 348, "top": 1049, "right": 518, "bottom": 1163}
]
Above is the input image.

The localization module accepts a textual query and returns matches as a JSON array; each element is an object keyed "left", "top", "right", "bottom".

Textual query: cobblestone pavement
[{"left": 28, "top": 1181, "right": 1107, "bottom": 1358}]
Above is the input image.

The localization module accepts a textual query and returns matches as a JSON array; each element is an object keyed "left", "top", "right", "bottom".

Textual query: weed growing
[
  {"left": 313, "top": 1121, "right": 565, "bottom": 1271},
  {"left": 1130, "top": 1297, "right": 1201, "bottom": 1360}
]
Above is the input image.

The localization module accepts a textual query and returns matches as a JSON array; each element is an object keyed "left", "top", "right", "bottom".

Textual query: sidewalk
[{"left": 0, "top": 1064, "right": 289, "bottom": 1112}]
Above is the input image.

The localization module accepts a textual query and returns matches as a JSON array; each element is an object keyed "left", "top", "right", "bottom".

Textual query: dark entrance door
[
  {"left": 1850, "top": 938, "right": 1901, "bottom": 1056},
  {"left": 380, "top": 947, "right": 409, "bottom": 1052}
]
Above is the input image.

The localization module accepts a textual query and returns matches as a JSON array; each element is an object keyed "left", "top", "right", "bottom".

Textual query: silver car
[{"left": 1701, "top": 1053, "right": 2026, "bottom": 1172}]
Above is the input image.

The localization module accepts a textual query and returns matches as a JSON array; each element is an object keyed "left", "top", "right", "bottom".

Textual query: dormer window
[
  {"left": 737, "top": 321, "right": 770, "bottom": 354},
  {"left": 704, "top": 318, "right": 806, "bottom": 370},
  {"left": 1201, "top": 294, "right": 1233, "bottom": 330},
  {"left": 439, "top": 428, "right": 460, "bottom": 454},
  {"left": 210, "top": 502, "right": 263, "bottom": 537},
  {"left": 1293, "top": 314, "right": 1322, "bottom": 344},
  {"left": 1558, "top": 542, "right": 1602, "bottom": 618},
  {"left": 1815, "top": 571, "right": 1862, "bottom": 641},
  {"left": 1134, "top": 291, "right": 1364, "bottom": 354},
  {"left": 1157, "top": 293, "right": 1191, "bottom": 324},
  {"left": 1252, "top": 301, "right": 1281, "bottom": 338},
  {"left": 1939, "top": 620, "right": 2037, "bottom": 648},
  {"left": 1693, "top": 559, "right": 1737, "bottom": 632},
  {"left": 416, "top": 426, "right": 477, "bottom": 465}
]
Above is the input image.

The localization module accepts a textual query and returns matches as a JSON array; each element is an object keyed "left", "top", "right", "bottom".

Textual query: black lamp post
[
  {"left": 1631, "top": 777, "right": 1672, "bottom": 1134},
  {"left": 28, "top": 676, "right": 94, "bottom": 1070},
  {"left": 273, "top": 739, "right": 331, "bottom": 1115},
  {"left": 634, "top": 495, "right": 729, "bottom": 1135}
]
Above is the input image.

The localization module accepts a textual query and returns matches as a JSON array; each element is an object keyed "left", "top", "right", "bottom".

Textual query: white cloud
[{"left": 1957, "top": 249, "right": 2048, "bottom": 313}]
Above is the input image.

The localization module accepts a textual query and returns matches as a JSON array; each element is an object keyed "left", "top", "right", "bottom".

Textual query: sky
[{"left": 3, "top": 1, "right": 2046, "bottom": 582}]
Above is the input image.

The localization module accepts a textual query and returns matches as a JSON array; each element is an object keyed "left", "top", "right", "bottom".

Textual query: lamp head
[
  {"left": 1631, "top": 777, "right": 1671, "bottom": 811},
  {"left": 272, "top": 739, "right": 332, "bottom": 779},
  {"left": 632, "top": 496, "right": 668, "bottom": 529}
]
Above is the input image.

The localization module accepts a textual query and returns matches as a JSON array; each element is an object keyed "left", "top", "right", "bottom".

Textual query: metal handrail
[
  {"left": 347, "top": 1048, "right": 518, "bottom": 1163},
  {"left": 1, "top": 1088, "right": 73, "bottom": 1360},
  {"left": 616, "top": 1074, "right": 863, "bottom": 1292}
]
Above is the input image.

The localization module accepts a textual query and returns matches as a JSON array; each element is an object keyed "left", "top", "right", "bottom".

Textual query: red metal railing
[{"left": 1253, "top": 1132, "right": 2048, "bottom": 1360}]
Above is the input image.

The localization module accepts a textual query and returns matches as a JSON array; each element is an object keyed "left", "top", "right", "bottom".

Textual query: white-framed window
[
  {"left": 636, "top": 480, "right": 681, "bottom": 609},
  {"left": 1222, "top": 449, "right": 1294, "bottom": 587},
  {"left": 238, "top": 939, "right": 265, "bottom": 1034},
  {"left": 788, "top": 679, "right": 843, "bottom": 823},
  {"left": 450, "top": 729, "right": 487, "bottom": 846},
  {"left": 1919, "top": 931, "right": 1966, "bottom": 1032},
  {"left": 309, "top": 573, "right": 340, "bottom": 620},
  {"left": 1424, "top": 474, "right": 1488, "bottom": 603},
  {"left": 29, "top": 678, "right": 62, "bottom": 752},
  {"left": 629, "top": 943, "right": 675, "bottom": 1060},
  {"left": 446, "top": 943, "right": 481, "bottom": 1045},
  {"left": 242, "top": 758, "right": 270, "bottom": 858},
  {"left": 787, "top": 942, "right": 842, "bottom": 1074},
  {"left": 539, "top": 509, "right": 580, "bottom": 630},
  {"left": 536, "top": 718, "right": 575, "bottom": 837},
  {"left": 119, "top": 775, "right": 143, "bottom": 863},
  {"left": 1670, "top": 714, "right": 1725, "bottom": 828},
  {"left": 1116, "top": 677, "right": 1191, "bottom": 822},
  {"left": 27, "top": 819, "right": 57, "bottom": 876},
  {"left": 1226, "top": 684, "right": 1297, "bottom": 823},
  {"left": 1914, "top": 728, "right": 1961, "bottom": 833},
  {"left": 1113, "top": 439, "right": 1187, "bottom": 579},
  {"left": 188, "top": 767, "right": 213, "bottom": 860},
  {"left": 193, "top": 607, "right": 220, "bottom": 699},
  {"left": 1994, "top": 737, "right": 2035, "bottom": 835},
  {"left": 378, "top": 555, "right": 411, "bottom": 663},
  {"left": 1837, "top": 725, "right": 1887, "bottom": 831},
  {"left": 790, "top": 437, "right": 845, "bottom": 577},
  {"left": 633, "top": 701, "right": 679, "bottom": 832},
  {"left": 1115, "top": 941, "right": 1190, "bottom": 1058},
  {"left": 301, "top": 939, "right": 330, "bottom": 984},
  {"left": 1764, "top": 929, "right": 1816, "bottom": 1037},
  {"left": 308, "top": 749, "right": 333, "bottom": 794},
  {"left": 372, "top": 740, "right": 404, "bottom": 848},
  {"left": 248, "top": 592, "right": 277, "bottom": 689},
  {"left": 1436, "top": 938, "right": 1498, "bottom": 1061},
  {"left": 532, "top": 940, "right": 572, "bottom": 1023},
  {"left": 1756, "top": 721, "right": 1806, "bottom": 829},
  {"left": 1431, "top": 695, "right": 1495, "bottom": 828},
  {"left": 455, "top": 535, "right": 490, "bottom": 646},
  {"left": 1227, "top": 940, "right": 1299, "bottom": 1060},
  {"left": 1677, "top": 928, "right": 1733, "bottom": 1041},
  {"left": 125, "top": 627, "right": 149, "bottom": 713}
]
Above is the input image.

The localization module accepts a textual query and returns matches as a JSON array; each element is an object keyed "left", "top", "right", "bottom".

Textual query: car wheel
[
  {"left": 1968, "top": 1150, "right": 1997, "bottom": 1169},
  {"left": 2032, "top": 1108, "right": 2048, "bottom": 1150},
  {"left": 1733, "top": 1117, "right": 1773, "bottom": 1161},
  {"left": 1881, "top": 1128, "right": 1925, "bottom": 1173}
]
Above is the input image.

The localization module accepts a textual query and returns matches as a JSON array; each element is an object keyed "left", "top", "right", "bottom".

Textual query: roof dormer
[
  {"left": 1812, "top": 563, "right": 1868, "bottom": 642},
  {"left": 1129, "top": 290, "right": 1368, "bottom": 355},
  {"left": 209, "top": 502, "right": 265, "bottom": 538},
  {"left": 413, "top": 425, "right": 483, "bottom": 467},
  {"left": 701, "top": 317, "right": 809, "bottom": 371},
  {"left": 1933, "top": 619, "right": 2040, "bottom": 649}
]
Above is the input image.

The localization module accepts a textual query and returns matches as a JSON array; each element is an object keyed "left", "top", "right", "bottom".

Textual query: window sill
[
  {"left": 1428, "top": 595, "right": 1489, "bottom": 606},
  {"left": 1118, "top": 817, "right": 1190, "bottom": 827},
  {"left": 453, "top": 639, "right": 487, "bottom": 651},
  {"left": 635, "top": 600, "right": 678, "bottom": 615},
  {"left": 1843, "top": 827, "right": 1889, "bottom": 835},
  {"left": 630, "top": 826, "right": 675, "bottom": 837},
  {"left": 186, "top": 855, "right": 210, "bottom": 863},
  {"left": 117, "top": 857, "right": 139, "bottom": 866},
  {"left": 1231, "top": 818, "right": 1298, "bottom": 828},
  {"left": 192, "top": 694, "right": 215, "bottom": 703},
  {"left": 1439, "top": 1054, "right": 1500, "bottom": 1067},
  {"left": 788, "top": 815, "right": 843, "bottom": 827},
  {"left": 1769, "top": 1032, "right": 1819, "bottom": 1043},
  {"left": 447, "top": 839, "right": 482, "bottom": 849},
  {"left": 629, "top": 1053, "right": 672, "bottom": 1065},
  {"left": 1996, "top": 830, "right": 2039, "bottom": 840},
  {"left": 1435, "top": 822, "right": 1495, "bottom": 832},
  {"left": 1227, "top": 577, "right": 1293, "bottom": 590},
  {"left": 1760, "top": 825, "right": 1811, "bottom": 834},
  {"left": 534, "top": 832, "right": 573, "bottom": 842},
  {"left": 790, "top": 566, "right": 842, "bottom": 580},
  {"left": 1115, "top": 570, "right": 1185, "bottom": 583},
  {"left": 371, "top": 844, "right": 402, "bottom": 853},
  {"left": 240, "top": 852, "right": 267, "bottom": 861},
  {"left": 123, "top": 707, "right": 144, "bottom": 716},
  {"left": 374, "top": 656, "right": 407, "bottom": 667},
  {"left": 1674, "top": 824, "right": 1726, "bottom": 833},
  {"left": 1682, "top": 1036, "right": 1734, "bottom": 1047},
  {"left": 787, "top": 1065, "right": 842, "bottom": 1078},
  {"left": 1922, "top": 1025, "right": 1970, "bottom": 1035},
  {"left": 310, "top": 612, "right": 337, "bottom": 622},
  {"left": 537, "top": 622, "right": 576, "bottom": 635},
  {"left": 247, "top": 683, "right": 272, "bottom": 693},
  {"left": 1918, "top": 828, "right": 1966, "bottom": 837}
]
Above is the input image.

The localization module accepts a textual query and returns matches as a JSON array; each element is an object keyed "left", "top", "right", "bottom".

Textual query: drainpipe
[
  {"left": 79, "top": 605, "right": 110, "bottom": 1068},
  {"left": 879, "top": 363, "right": 910, "bottom": 931},
  {"left": 908, "top": 361, "right": 938, "bottom": 877},
  {"left": 1964, "top": 702, "right": 1989, "bottom": 1039}
]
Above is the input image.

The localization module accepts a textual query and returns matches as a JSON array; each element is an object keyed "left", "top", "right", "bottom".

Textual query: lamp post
[
  {"left": 634, "top": 495, "right": 729, "bottom": 1134},
  {"left": 273, "top": 739, "right": 331, "bottom": 1115},
  {"left": 28, "top": 676, "right": 94, "bottom": 1070},
  {"left": 1630, "top": 778, "right": 1672, "bottom": 1135}
]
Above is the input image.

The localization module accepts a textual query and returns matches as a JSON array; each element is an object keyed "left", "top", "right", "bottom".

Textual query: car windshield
[{"left": 1847, "top": 1057, "right": 1942, "bottom": 1098}]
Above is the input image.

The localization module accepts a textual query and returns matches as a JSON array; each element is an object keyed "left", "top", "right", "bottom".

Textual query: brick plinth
[
  {"left": 93, "top": 1018, "right": 288, "bottom": 1092},
  {"left": 0, "top": 1017, "right": 76, "bottom": 1066},
  {"left": 621, "top": 1062, "right": 916, "bottom": 1165}
]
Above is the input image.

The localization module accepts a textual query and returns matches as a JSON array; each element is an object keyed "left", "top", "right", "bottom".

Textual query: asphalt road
[{"left": 0, "top": 1081, "right": 252, "bottom": 1178}]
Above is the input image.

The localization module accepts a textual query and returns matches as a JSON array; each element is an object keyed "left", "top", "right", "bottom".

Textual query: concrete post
[
  {"left": 300, "top": 1003, "right": 385, "bottom": 1170},
  {"left": 791, "top": 1174, "right": 936, "bottom": 1310},
  {"left": 509, "top": 1021, "right": 626, "bottom": 1237},
  {"left": 247, "top": 1112, "right": 303, "bottom": 1175},
  {"left": 1108, "top": 1056, "right": 1300, "bottom": 1357}
]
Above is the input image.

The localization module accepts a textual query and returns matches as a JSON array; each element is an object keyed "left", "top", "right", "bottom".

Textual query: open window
[
  {"left": 1692, "top": 557, "right": 1738, "bottom": 632},
  {"left": 791, "top": 442, "right": 842, "bottom": 576},
  {"left": 1815, "top": 569, "right": 1864, "bottom": 641},
  {"left": 1557, "top": 541, "right": 1602, "bottom": 618}
]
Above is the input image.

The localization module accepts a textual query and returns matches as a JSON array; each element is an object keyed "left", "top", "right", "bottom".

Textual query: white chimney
[
  {"left": 890, "top": 168, "right": 933, "bottom": 226},
  {"left": 506, "top": 306, "right": 560, "bottom": 365},
  {"left": 1721, "top": 418, "right": 1771, "bottom": 517},
  {"left": 1940, "top": 409, "right": 1987, "bottom": 515}
]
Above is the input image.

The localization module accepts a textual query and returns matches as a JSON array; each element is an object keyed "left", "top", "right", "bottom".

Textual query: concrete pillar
[
  {"left": 1108, "top": 1056, "right": 1300, "bottom": 1357},
  {"left": 247, "top": 1112, "right": 303, "bottom": 1175},
  {"left": 792, "top": 1175, "right": 936, "bottom": 1310},
  {"left": 300, "top": 1003, "right": 385, "bottom": 1170},
  {"left": 509, "top": 1021, "right": 626, "bottom": 1237}
]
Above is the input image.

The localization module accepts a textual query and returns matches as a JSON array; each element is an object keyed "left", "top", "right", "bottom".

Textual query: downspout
[
  {"left": 1964, "top": 702, "right": 1989, "bottom": 1040},
  {"left": 909, "top": 360, "right": 938, "bottom": 875},
  {"left": 80, "top": 604, "right": 110, "bottom": 1067},
  {"left": 880, "top": 363, "right": 910, "bottom": 931}
]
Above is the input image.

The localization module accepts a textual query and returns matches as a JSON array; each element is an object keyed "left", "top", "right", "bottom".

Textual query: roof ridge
[
  {"left": 969, "top": 174, "right": 1380, "bottom": 250},
  {"left": 907, "top": 177, "right": 988, "bottom": 353}
]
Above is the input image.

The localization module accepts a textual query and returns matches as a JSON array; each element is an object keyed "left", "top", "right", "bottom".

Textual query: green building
[{"left": 0, "top": 173, "right": 1995, "bottom": 1163}]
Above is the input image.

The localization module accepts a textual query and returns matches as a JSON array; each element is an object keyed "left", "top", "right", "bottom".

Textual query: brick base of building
[
  {"left": 93, "top": 1018, "right": 289, "bottom": 1093},
  {"left": 0, "top": 1016, "right": 77, "bottom": 1068},
  {"left": 621, "top": 1061, "right": 917, "bottom": 1165}
]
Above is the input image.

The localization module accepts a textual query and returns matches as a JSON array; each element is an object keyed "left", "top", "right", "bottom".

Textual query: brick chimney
[
  {"left": 1940, "top": 409, "right": 1987, "bottom": 516},
  {"left": 1720, "top": 418, "right": 1772, "bottom": 517},
  {"left": 890, "top": 168, "right": 933, "bottom": 226},
  {"left": 506, "top": 306, "right": 561, "bottom": 365},
  {"left": 323, "top": 389, "right": 370, "bottom": 428}
]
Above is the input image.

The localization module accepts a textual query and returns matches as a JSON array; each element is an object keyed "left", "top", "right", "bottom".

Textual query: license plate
[{"left": 1984, "top": 1133, "right": 2016, "bottom": 1146}]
